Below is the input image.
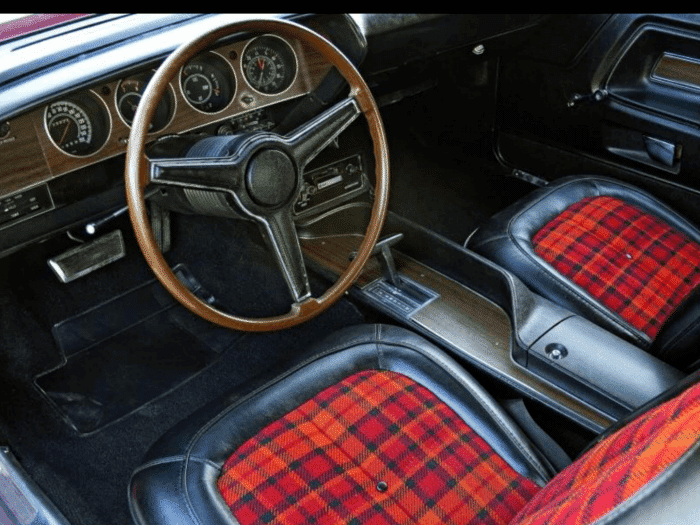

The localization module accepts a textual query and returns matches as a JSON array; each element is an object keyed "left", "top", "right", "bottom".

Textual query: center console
[{"left": 299, "top": 206, "right": 685, "bottom": 432}]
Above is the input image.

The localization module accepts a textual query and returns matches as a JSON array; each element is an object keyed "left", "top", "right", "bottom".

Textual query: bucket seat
[
  {"left": 129, "top": 324, "right": 700, "bottom": 525},
  {"left": 469, "top": 176, "right": 700, "bottom": 370}
]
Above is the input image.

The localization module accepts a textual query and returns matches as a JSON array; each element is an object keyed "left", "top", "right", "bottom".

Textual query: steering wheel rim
[{"left": 125, "top": 17, "right": 389, "bottom": 331}]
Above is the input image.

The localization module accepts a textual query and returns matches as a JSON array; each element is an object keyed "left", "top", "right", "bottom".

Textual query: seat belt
[{"left": 502, "top": 398, "right": 572, "bottom": 472}]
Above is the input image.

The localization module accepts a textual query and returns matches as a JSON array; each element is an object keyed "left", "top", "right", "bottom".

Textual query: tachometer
[
  {"left": 241, "top": 35, "right": 297, "bottom": 95},
  {"left": 180, "top": 52, "right": 236, "bottom": 113},
  {"left": 45, "top": 93, "right": 110, "bottom": 157}
]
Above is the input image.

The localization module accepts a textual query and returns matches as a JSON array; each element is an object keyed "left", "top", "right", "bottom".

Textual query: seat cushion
[
  {"left": 217, "top": 369, "right": 540, "bottom": 525},
  {"left": 129, "top": 325, "right": 553, "bottom": 525},
  {"left": 532, "top": 195, "right": 700, "bottom": 340},
  {"left": 469, "top": 176, "right": 700, "bottom": 369},
  {"left": 129, "top": 324, "right": 700, "bottom": 525}
]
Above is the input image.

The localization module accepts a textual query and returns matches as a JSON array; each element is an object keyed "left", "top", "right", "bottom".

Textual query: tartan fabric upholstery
[
  {"left": 217, "top": 369, "right": 540, "bottom": 525},
  {"left": 511, "top": 380, "right": 700, "bottom": 525},
  {"left": 532, "top": 196, "right": 700, "bottom": 339}
]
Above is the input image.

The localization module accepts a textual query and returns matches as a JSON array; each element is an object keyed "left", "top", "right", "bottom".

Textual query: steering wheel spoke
[
  {"left": 149, "top": 156, "right": 243, "bottom": 194},
  {"left": 256, "top": 209, "right": 312, "bottom": 304},
  {"left": 286, "top": 96, "right": 361, "bottom": 168}
]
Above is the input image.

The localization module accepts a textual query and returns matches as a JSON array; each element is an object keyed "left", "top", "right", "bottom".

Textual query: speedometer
[
  {"left": 241, "top": 35, "right": 297, "bottom": 95},
  {"left": 46, "top": 101, "right": 92, "bottom": 154},
  {"left": 44, "top": 93, "right": 110, "bottom": 157}
]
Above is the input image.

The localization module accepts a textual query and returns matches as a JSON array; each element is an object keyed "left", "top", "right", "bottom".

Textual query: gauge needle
[{"left": 58, "top": 119, "right": 71, "bottom": 145}]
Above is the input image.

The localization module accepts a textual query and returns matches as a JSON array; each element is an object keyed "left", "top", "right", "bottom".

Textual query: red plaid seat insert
[
  {"left": 217, "top": 370, "right": 540, "bottom": 525},
  {"left": 512, "top": 379, "right": 700, "bottom": 525},
  {"left": 532, "top": 196, "right": 700, "bottom": 339}
]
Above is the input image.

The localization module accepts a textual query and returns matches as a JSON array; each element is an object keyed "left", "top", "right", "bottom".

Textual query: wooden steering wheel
[{"left": 125, "top": 18, "right": 389, "bottom": 331}]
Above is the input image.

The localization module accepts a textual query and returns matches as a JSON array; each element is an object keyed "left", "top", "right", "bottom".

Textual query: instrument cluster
[{"left": 39, "top": 34, "right": 322, "bottom": 165}]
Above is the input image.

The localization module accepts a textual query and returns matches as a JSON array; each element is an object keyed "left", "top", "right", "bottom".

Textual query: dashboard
[
  {"left": 0, "top": 13, "right": 546, "bottom": 258},
  {"left": 0, "top": 32, "right": 332, "bottom": 234}
]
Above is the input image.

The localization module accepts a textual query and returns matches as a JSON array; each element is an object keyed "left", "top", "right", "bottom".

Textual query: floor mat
[{"left": 35, "top": 265, "right": 241, "bottom": 435}]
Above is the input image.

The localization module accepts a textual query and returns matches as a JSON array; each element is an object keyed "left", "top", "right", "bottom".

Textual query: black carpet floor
[
  {"left": 36, "top": 265, "right": 237, "bottom": 435},
  {"left": 0, "top": 212, "right": 367, "bottom": 525}
]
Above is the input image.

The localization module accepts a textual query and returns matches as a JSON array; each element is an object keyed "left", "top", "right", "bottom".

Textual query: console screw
[{"left": 545, "top": 343, "right": 568, "bottom": 360}]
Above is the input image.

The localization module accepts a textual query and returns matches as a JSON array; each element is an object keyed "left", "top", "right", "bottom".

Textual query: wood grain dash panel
[
  {"left": 653, "top": 53, "right": 700, "bottom": 90},
  {"left": 0, "top": 114, "right": 52, "bottom": 198},
  {"left": 1, "top": 35, "right": 333, "bottom": 198},
  {"left": 301, "top": 234, "right": 614, "bottom": 430}
]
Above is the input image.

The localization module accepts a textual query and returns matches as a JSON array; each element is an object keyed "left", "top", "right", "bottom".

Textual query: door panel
[{"left": 496, "top": 14, "right": 700, "bottom": 223}]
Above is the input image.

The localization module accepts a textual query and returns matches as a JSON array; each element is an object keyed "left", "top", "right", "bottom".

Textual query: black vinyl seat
[
  {"left": 469, "top": 176, "right": 700, "bottom": 370},
  {"left": 129, "top": 324, "right": 700, "bottom": 525}
]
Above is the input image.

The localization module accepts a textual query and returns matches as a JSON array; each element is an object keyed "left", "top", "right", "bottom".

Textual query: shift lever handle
[
  {"left": 371, "top": 233, "right": 403, "bottom": 288},
  {"left": 350, "top": 233, "right": 404, "bottom": 288}
]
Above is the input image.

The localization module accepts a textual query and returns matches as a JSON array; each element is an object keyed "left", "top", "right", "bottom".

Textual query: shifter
[{"left": 353, "top": 233, "right": 440, "bottom": 319}]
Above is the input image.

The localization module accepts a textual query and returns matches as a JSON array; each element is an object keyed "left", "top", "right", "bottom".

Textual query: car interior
[{"left": 2, "top": 13, "right": 700, "bottom": 525}]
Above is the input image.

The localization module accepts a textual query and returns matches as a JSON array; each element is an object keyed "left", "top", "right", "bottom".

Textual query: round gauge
[
  {"left": 116, "top": 72, "right": 174, "bottom": 132},
  {"left": 180, "top": 52, "right": 235, "bottom": 113},
  {"left": 45, "top": 94, "right": 110, "bottom": 156},
  {"left": 242, "top": 35, "right": 297, "bottom": 95}
]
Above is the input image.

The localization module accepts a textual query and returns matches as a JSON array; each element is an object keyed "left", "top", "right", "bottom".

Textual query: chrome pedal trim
[{"left": 48, "top": 230, "right": 125, "bottom": 283}]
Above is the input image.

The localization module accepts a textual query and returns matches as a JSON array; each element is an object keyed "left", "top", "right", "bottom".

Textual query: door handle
[{"left": 643, "top": 136, "right": 680, "bottom": 167}]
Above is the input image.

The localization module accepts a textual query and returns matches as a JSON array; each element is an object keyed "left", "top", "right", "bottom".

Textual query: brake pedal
[{"left": 48, "top": 230, "right": 126, "bottom": 283}]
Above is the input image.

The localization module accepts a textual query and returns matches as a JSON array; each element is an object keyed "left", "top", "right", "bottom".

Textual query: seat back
[
  {"left": 511, "top": 380, "right": 700, "bottom": 524},
  {"left": 469, "top": 176, "right": 700, "bottom": 368}
]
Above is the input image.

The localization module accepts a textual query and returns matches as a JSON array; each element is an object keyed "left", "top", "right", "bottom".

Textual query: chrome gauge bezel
[
  {"left": 115, "top": 71, "right": 177, "bottom": 133},
  {"left": 240, "top": 35, "right": 298, "bottom": 96},
  {"left": 44, "top": 90, "right": 112, "bottom": 158},
  {"left": 179, "top": 51, "right": 237, "bottom": 115}
]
